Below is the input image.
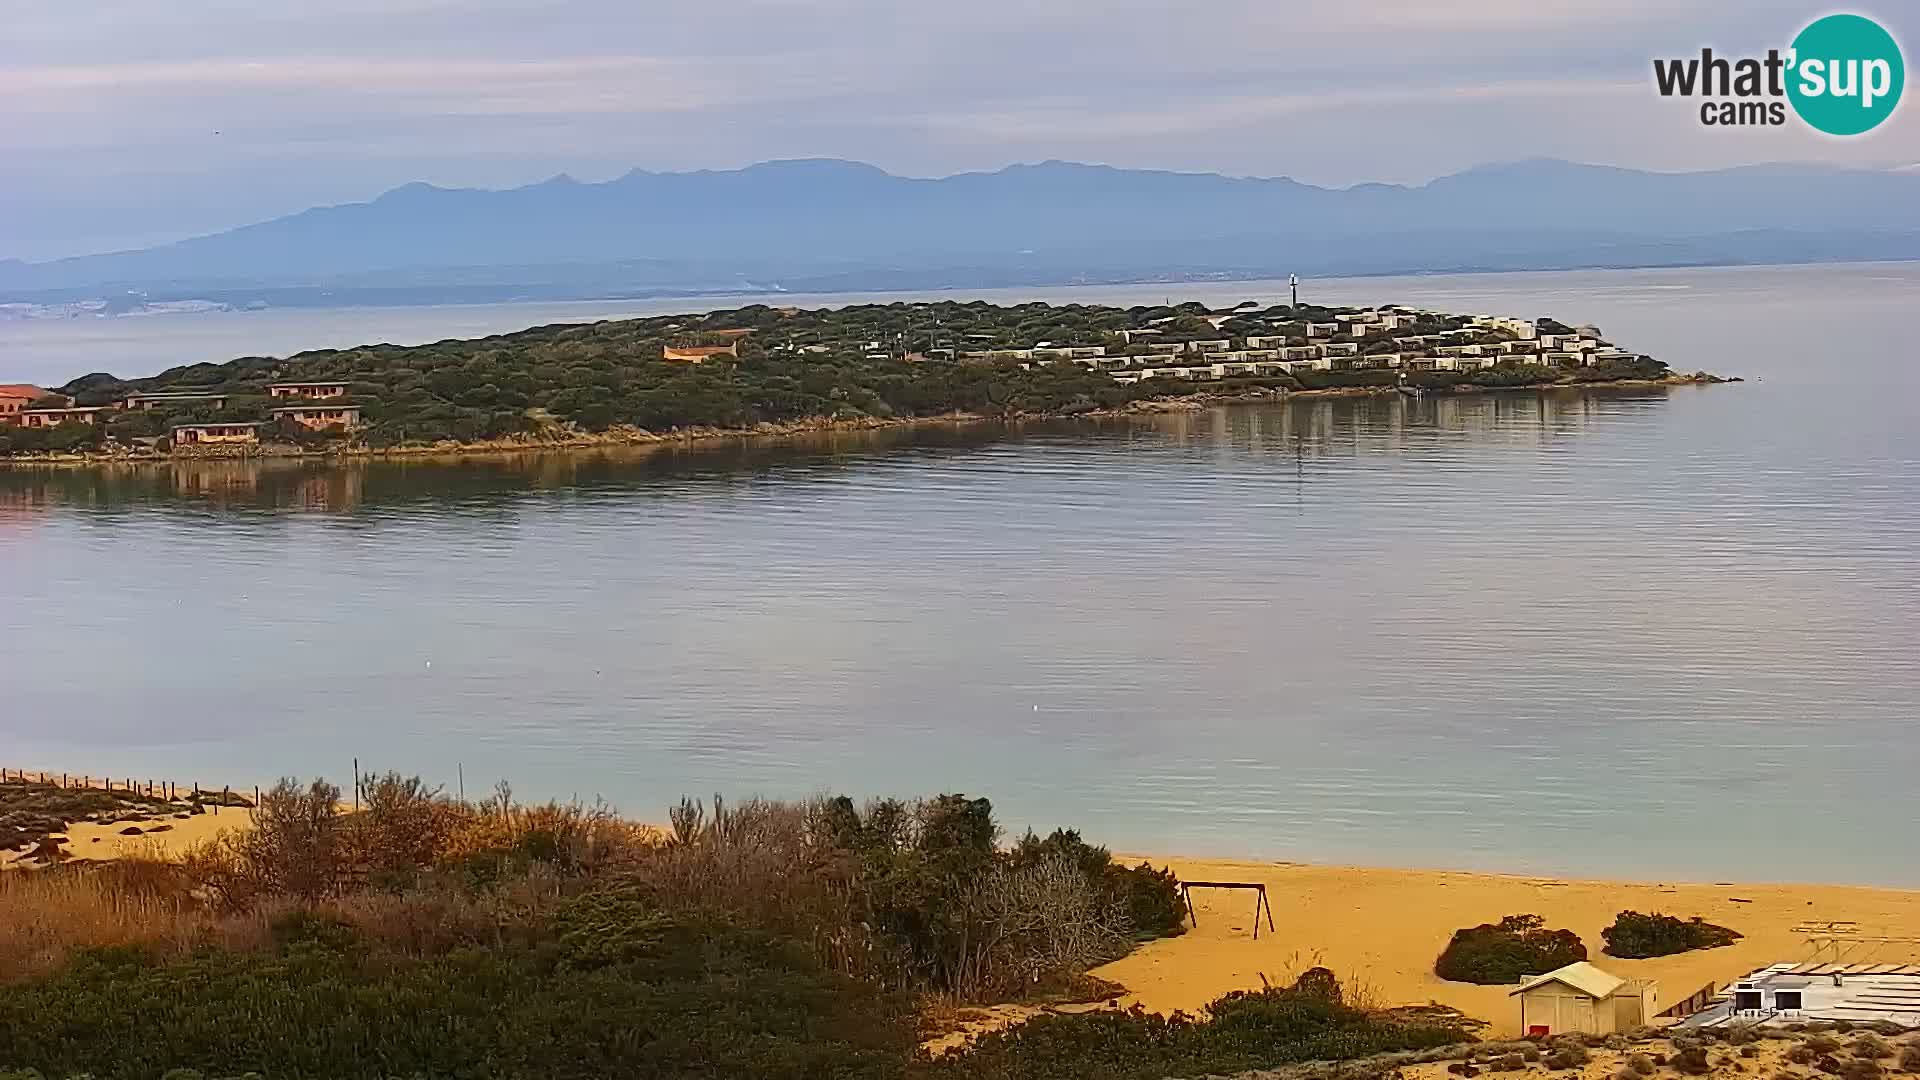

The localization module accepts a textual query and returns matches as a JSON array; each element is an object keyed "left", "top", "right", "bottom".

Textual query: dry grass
[
  {"left": 439, "top": 782, "right": 661, "bottom": 872},
  {"left": 0, "top": 854, "right": 587, "bottom": 985},
  {"left": 0, "top": 858, "right": 272, "bottom": 982},
  {"left": 177, "top": 776, "right": 666, "bottom": 908},
  {"left": 1, "top": 774, "right": 666, "bottom": 983}
]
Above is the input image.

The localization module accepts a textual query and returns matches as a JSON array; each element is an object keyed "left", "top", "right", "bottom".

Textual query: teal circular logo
[{"left": 1787, "top": 14, "right": 1904, "bottom": 135}]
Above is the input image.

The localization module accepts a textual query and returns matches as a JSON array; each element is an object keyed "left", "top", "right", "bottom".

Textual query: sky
[{"left": 4, "top": 0, "right": 1917, "bottom": 262}]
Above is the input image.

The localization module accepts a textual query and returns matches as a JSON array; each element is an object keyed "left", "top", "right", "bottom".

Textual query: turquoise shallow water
[{"left": 3, "top": 263, "right": 1917, "bottom": 885}]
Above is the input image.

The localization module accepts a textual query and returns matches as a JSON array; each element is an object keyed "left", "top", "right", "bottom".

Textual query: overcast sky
[{"left": 5, "top": 0, "right": 1916, "bottom": 261}]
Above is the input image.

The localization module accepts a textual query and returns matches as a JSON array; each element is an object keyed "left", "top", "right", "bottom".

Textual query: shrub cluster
[
  {"left": 1434, "top": 914, "right": 1586, "bottom": 984},
  {"left": 1008, "top": 827, "right": 1187, "bottom": 939},
  {"left": 808, "top": 796, "right": 1183, "bottom": 999},
  {"left": 0, "top": 892, "right": 913, "bottom": 1080},
  {"left": 181, "top": 775, "right": 647, "bottom": 905},
  {"left": 916, "top": 969, "right": 1473, "bottom": 1080},
  {"left": 1601, "top": 911, "right": 1742, "bottom": 958}
]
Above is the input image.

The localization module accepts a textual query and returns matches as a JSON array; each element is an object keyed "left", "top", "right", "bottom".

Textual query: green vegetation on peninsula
[{"left": 0, "top": 299, "right": 1717, "bottom": 459}]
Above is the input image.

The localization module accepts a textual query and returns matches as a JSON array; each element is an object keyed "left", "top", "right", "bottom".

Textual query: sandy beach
[
  {"left": 1094, "top": 858, "right": 1920, "bottom": 1036},
  {"left": 0, "top": 807, "right": 252, "bottom": 869}
]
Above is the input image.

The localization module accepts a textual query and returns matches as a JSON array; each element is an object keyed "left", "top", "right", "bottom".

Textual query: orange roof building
[
  {"left": 662, "top": 343, "right": 738, "bottom": 363},
  {"left": 0, "top": 384, "right": 67, "bottom": 421}
]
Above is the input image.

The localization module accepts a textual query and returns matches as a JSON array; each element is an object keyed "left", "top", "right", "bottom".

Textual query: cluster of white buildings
[{"left": 947, "top": 308, "right": 1643, "bottom": 385}]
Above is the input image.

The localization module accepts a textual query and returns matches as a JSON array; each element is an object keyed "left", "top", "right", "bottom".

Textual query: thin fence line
[{"left": 1, "top": 767, "right": 257, "bottom": 810}]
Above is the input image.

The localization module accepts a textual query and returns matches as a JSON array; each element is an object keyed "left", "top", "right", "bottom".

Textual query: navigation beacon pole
[{"left": 1289, "top": 274, "right": 1298, "bottom": 308}]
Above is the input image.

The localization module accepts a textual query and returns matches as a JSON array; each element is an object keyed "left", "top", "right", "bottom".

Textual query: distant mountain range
[{"left": 5, "top": 158, "right": 1919, "bottom": 307}]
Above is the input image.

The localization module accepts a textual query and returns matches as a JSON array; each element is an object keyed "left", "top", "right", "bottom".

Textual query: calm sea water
[{"left": 3, "top": 263, "right": 1918, "bottom": 885}]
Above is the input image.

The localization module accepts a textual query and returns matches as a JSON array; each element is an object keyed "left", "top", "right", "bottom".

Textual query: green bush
[
  {"left": 0, "top": 889, "right": 913, "bottom": 1080},
  {"left": 915, "top": 969, "right": 1472, "bottom": 1080},
  {"left": 1007, "top": 829, "right": 1185, "bottom": 940},
  {"left": 1601, "top": 911, "right": 1742, "bottom": 958},
  {"left": 1434, "top": 914, "right": 1586, "bottom": 984},
  {"left": 816, "top": 800, "right": 1183, "bottom": 1000},
  {"left": 1851, "top": 1035, "right": 1894, "bottom": 1059},
  {"left": 1841, "top": 1061, "right": 1884, "bottom": 1080},
  {"left": 1673, "top": 1045, "right": 1713, "bottom": 1075},
  {"left": 1546, "top": 1039, "right": 1591, "bottom": 1070}
]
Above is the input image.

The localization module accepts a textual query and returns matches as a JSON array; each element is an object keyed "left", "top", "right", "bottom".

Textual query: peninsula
[{"left": 0, "top": 299, "right": 1725, "bottom": 461}]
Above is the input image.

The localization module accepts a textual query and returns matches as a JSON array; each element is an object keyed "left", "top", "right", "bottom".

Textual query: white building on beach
[{"left": 1678, "top": 964, "right": 1920, "bottom": 1029}]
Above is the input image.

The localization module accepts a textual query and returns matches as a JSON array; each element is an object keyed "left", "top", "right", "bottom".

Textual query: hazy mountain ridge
[{"left": 4, "top": 158, "right": 1918, "bottom": 303}]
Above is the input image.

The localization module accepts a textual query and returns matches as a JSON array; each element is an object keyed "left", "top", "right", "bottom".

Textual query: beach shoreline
[
  {"left": 0, "top": 373, "right": 1732, "bottom": 470},
  {"left": 10, "top": 766, "right": 1911, "bottom": 1040},
  {"left": 1093, "top": 856, "right": 1920, "bottom": 1036}
]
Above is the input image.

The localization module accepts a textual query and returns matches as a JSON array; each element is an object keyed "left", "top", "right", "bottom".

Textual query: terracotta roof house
[
  {"left": 0, "top": 384, "right": 67, "bottom": 421},
  {"left": 662, "top": 343, "right": 738, "bottom": 363}
]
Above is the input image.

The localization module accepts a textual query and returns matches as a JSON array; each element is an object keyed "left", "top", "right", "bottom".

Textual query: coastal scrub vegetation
[
  {"left": 1434, "top": 914, "right": 1588, "bottom": 985},
  {"left": 916, "top": 969, "right": 1470, "bottom": 1080},
  {"left": 0, "top": 776, "right": 1483, "bottom": 1080},
  {"left": 0, "top": 300, "right": 1679, "bottom": 456},
  {"left": 1601, "top": 911, "right": 1743, "bottom": 959}
]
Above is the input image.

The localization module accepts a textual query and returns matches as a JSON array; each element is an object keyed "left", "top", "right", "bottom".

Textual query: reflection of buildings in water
[
  {"left": 167, "top": 462, "right": 367, "bottom": 511},
  {"left": 1145, "top": 387, "right": 1673, "bottom": 460},
  {"left": 169, "top": 462, "right": 261, "bottom": 500},
  {"left": 0, "top": 487, "right": 50, "bottom": 511},
  {"left": 291, "top": 469, "right": 365, "bottom": 512},
  {"left": 0, "top": 485, "right": 52, "bottom": 533}
]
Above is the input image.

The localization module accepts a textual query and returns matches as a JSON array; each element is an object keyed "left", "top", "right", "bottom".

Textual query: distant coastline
[
  {"left": 5, "top": 257, "right": 1919, "bottom": 322},
  {"left": 9, "top": 157, "right": 1920, "bottom": 310}
]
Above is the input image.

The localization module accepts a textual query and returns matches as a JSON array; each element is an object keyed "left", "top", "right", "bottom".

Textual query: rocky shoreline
[{"left": 0, "top": 372, "right": 1735, "bottom": 470}]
